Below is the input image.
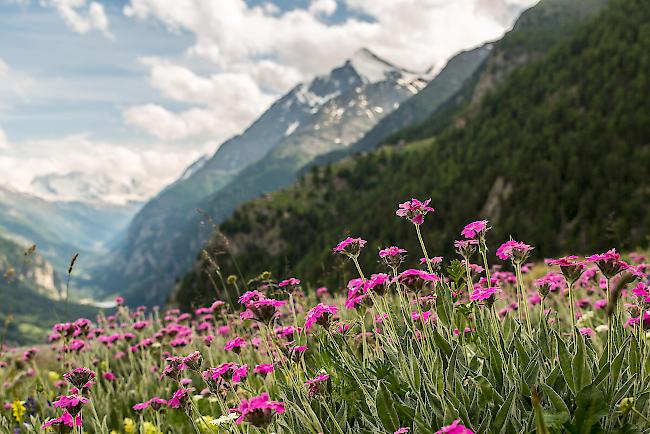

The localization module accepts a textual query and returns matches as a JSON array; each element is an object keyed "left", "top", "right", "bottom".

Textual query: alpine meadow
[{"left": 0, "top": 0, "right": 649, "bottom": 433}]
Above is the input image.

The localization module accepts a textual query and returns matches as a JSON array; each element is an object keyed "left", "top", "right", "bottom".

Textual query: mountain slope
[
  {"left": 175, "top": 0, "right": 649, "bottom": 309},
  {"left": 97, "top": 50, "right": 431, "bottom": 305},
  {"left": 0, "top": 236, "right": 98, "bottom": 344},
  {"left": 0, "top": 187, "right": 138, "bottom": 269}
]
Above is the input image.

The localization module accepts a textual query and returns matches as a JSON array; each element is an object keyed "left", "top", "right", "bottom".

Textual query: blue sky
[{"left": 0, "top": 0, "right": 536, "bottom": 203}]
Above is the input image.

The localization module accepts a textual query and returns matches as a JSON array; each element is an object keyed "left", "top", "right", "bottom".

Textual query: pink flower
[
  {"left": 395, "top": 429, "right": 410, "bottom": 434},
  {"left": 364, "top": 273, "right": 391, "bottom": 296},
  {"left": 133, "top": 397, "right": 167, "bottom": 411},
  {"left": 411, "top": 311, "right": 435, "bottom": 323},
  {"left": 435, "top": 419, "right": 474, "bottom": 434},
  {"left": 102, "top": 372, "right": 116, "bottom": 381},
  {"left": 461, "top": 220, "right": 489, "bottom": 239},
  {"left": 345, "top": 278, "right": 368, "bottom": 309},
  {"left": 115, "top": 296, "right": 124, "bottom": 305},
  {"left": 63, "top": 368, "right": 96, "bottom": 390},
  {"left": 168, "top": 387, "right": 194, "bottom": 409},
  {"left": 238, "top": 290, "right": 265, "bottom": 305},
  {"left": 224, "top": 337, "right": 247, "bottom": 352},
  {"left": 333, "top": 237, "right": 367, "bottom": 257},
  {"left": 396, "top": 198, "right": 434, "bottom": 225},
  {"left": 585, "top": 249, "right": 628, "bottom": 278},
  {"left": 304, "top": 374, "right": 330, "bottom": 397},
  {"left": 41, "top": 412, "right": 81, "bottom": 430},
  {"left": 398, "top": 269, "right": 439, "bottom": 291},
  {"left": 246, "top": 298, "right": 286, "bottom": 323},
  {"left": 278, "top": 277, "right": 301, "bottom": 287},
  {"left": 254, "top": 364, "right": 275, "bottom": 375},
  {"left": 469, "top": 286, "right": 500, "bottom": 302},
  {"left": 232, "top": 393, "right": 285, "bottom": 427},
  {"left": 579, "top": 327, "right": 595, "bottom": 338},
  {"left": 52, "top": 394, "right": 88, "bottom": 416},
  {"left": 305, "top": 304, "right": 338, "bottom": 330},
  {"left": 379, "top": 246, "right": 407, "bottom": 258},
  {"left": 632, "top": 282, "right": 650, "bottom": 301},
  {"left": 496, "top": 240, "right": 533, "bottom": 263},
  {"left": 316, "top": 287, "right": 329, "bottom": 297}
]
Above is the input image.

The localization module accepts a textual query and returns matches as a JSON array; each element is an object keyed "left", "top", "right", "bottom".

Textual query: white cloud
[
  {"left": 0, "top": 128, "right": 7, "bottom": 150},
  {"left": 44, "top": 0, "right": 112, "bottom": 37},
  {"left": 120, "top": 0, "right": 536, "bottom": 141},
  {"left": 0, "top": 133, "right": 215, "bottom": 203},
  {"left": 309, "top": 0, "right": 338, "bottom": 16}
]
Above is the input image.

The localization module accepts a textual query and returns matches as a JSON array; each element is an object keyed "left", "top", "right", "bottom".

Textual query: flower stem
[{"left": 415, "top": 225, "right": 434, "bottom": 274}]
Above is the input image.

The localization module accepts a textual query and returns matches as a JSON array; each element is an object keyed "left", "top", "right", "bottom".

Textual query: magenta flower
[
  {"left": 632, "top": 282, "right": 650, "bottom": 301},
  {"left": 224, "top": 337, "right": 247, "bottom": 353},
  {"left": 305, "top": 304, "right": 338, "bottom": 330},
  {"left": 41, "top": 412, "right": 81, "bottom": 431},
  {"left": 232, "top": 393, "right": 285, "bottom": 427},
  {"left": 379, "top": 246, "right": 407, "bottom": 258},
  {"left": 579, "top": 327, "right": 595, "bottom": 338},
  {"left": 461, "top": 220, "right": 489, "bottom": 239},
  {"left": 278, "top": 277, "right": 301, "bottom": 287},
  {"left": 396, "top": 198, "right": 434, "bottom": 225},
  {"left": 168, "top": 387, "right": 194, "bottom": 409},
  {"left": 246, "top": 298, "right": 286, "bottom": 323},
  {"left": 133, "top": 397, "right": 167, "bottom": 411},
  {"left": 239, "top": 290, "right": 265, "bottom": 305},
  {"left": 585, "top": 249, "right": 628, "bottom": 278},
  {"left": 254, "top": 364, "right": 275, "bottom": 375},
  {"left": 547, "top": 256, "right": 586, "bottom": 284},
  {"left": 496, "top": 240, "right": 533, "bottom": 263},
  {"left": 316, "top": 286, "right": 329, "bottom": 297},
  {"left": 102, "top": 372, "right": 116, "bottom": 381},
  {"left": 333, "top": 237, "right": 367, "bottom": 257},
  {"left": 364, "top": 273, "right": 391, "bottom": 296},
  {"left": 63, "top": 367, "right": 96, "bottom": 390},
  {"left": 435, "top": 419, "right": 474, "bottom": 434},
  {"left": 398, "top": 269, "right": 439, "bottom": 292},
  {"left": 395, "top": 429, "right": 410, "bottom": 434},
  {"left": 304, "top": 374, "right": 330, "bottom": 397},
  {"left": 469, "top": 286, "right": 500, "bottom": 303},
  {"left": 345, "top": 277, "right": 368, "bottom": 309},
  {"left": 52, "top": 394, "right": 88, "bottom": 416},
  {"left": 411, "top": 311, "right": 436, "bottom": 324}
]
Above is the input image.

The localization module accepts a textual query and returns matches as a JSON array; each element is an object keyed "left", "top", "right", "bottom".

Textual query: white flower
[
  {"left": 210, "top": 412, "right": 239, "bottom": 426},
  {"left": 596, "top": 324, "right": 609, "bottom": 333}
]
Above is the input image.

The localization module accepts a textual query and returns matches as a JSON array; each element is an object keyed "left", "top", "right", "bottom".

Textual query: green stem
[{"left": 415, "top": 225, "right": 434, "bottom": 274}]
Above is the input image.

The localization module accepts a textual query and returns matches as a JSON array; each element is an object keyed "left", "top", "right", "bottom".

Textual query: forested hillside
[{"left": 176, "top": 0, "right": 650, "bottom": 309}]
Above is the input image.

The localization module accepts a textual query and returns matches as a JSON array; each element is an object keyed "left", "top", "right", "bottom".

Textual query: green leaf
[
  {"left": 432, "top": 329, "right": 452, "bottom": 359},
  {"left": 491, "top": 388, "right": 515, "bottom": 433},
  {"left": 376, "top": 381, "right": 400, "bottom": 432},
  {"left": 557, "top": 334, "right": 575, "bottom": 395},
  {"left": 541, "top": 383, "right": 569, "bottom": 415}
]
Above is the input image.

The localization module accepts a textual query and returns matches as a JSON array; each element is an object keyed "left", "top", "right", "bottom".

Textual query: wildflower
[
  {"left": 469, "top": 286, "right": 500, "bottom": 304},
  {"left": 435, "top": 419, "right": 474, "bottom": 434},
  {"left": 547, "top": 256, "right": 585, "bottom": 284},
  {"left": 421, "top": 256, "right": 443, "bottom": 272},
  {"left": 455, "top": 240, "right": 478, "bottom": 258},
  {"left": 396, "top": 198, "right": 434, "bottom": 225},
  {"left": 333, "top": 237, "right": 367, "bottom": 257},
  {"left": 246, "top": 298, "right": 286, "bottom": 323},
  {"left": 395, "top": 429, "right": 410, "bottom": 434},
  {"left": 52, "top": 394, "right": 88, "bottom": 416},
  {"left": 133, "top": 397, "right": 167, "bottom": 411},
  {"left": 41, "top": 411, "right": 80, "bottom": 432},
  {"left": 345, "top": 277, "right": 369, "bottom": 309},
  {"left": 305, "top": 303, "right": 338, "bottom": 330},
  {"left": 224, "top": 337, "right": 247, "bottom": 353},
  {"left": 102, "top": 372, "right": 116, "bottom": 381},
  {"left": 115, "top": 296, "right": 124, "bottom": 305},
  {"left": 167, "top": 387, "right": 194, "bottom": 409},
  {"left": 254, "top": 364, "right": 274, "bottom": 375},
  {"left": 398, "top": 269, "right": 439, "bottom": 292},
  {"left": 316, "top": 286, "right": 329, "bottom": 297},
  {"left": 496, "top": 240, "right": 533, "bottom": 263},
  {"left": 585, "top": 249, "right": 628, "bottom": 278},
  {"left": 364, "top": 273, "right": 391, "bottom": 296},
  {"left": 238, "top": 290, "right": 264, "bottom": 305},
  {"left": 11, "top": 400, "right": 25, "bottom": 424},
  {"left": 232, "top": 393, "right": 285, "bottom": 427},
  {"left": 210, "top": 412, "right": 239, "bottom": 426},
  {"left": 379, "top": 246, "right": 407, "bottom": 269},
  {"left": 124, "top": 418, "right": 136, "bottom": 434},
  {"left": 461, "top": 220, "right": 489, "bottom": 239},
  {"left": 579, "top": 327, "right": 595, "bottom": 338},
  {"left": 63, "top": 367, "right": 96, "bottom": 390},
  {"left": 304, "top": 374, "right": 330, "bottom": 397},
  {"left": 278, "top": 277, "right": 301, "bottom": 293},
  {"left": 411, "top": 311, "right": 435, "bottom": 324}
]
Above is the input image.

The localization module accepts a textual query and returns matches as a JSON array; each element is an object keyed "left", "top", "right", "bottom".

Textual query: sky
[{"left": 0, "top": 0, "right": 537, "bottom": 204}]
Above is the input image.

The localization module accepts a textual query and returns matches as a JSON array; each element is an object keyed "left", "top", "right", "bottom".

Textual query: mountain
[
  {"left": 173, "top": 0, "right": 648, "bottom": 310},
  {"left": 30, "top": 171, "right": 146, "bottom": 206},
  {"left": 0, "top": 236, "right": 99, "bottom": 344},
  {"left": 95, "top": 49, "right": 433, "bottom": 305},
  {"left": 0, "top": 186, "right": 138, "bottom": 270}
]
